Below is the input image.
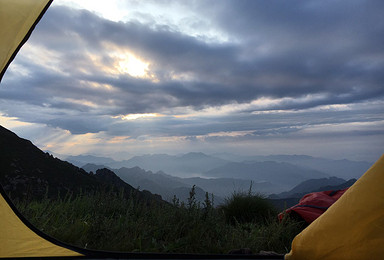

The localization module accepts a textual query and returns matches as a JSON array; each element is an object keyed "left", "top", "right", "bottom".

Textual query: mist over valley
[{"left": 68, "top": 151, "right": 369, "bottom": 205}]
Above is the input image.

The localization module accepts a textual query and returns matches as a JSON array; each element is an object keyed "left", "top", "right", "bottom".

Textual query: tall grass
[
  {"left": 219, "top": 191, "right": 277, "bottom": 225},
  {"left": 13, "top": 188, "right": 303, "bottom": 254}
]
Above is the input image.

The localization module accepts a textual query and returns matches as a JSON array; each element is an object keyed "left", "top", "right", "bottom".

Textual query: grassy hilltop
[{"left": 14, "top": 187, "right": 303, "bottom": 254}]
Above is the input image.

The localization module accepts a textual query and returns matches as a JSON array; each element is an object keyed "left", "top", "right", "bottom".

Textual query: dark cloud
[
  {"left": 46, "top": 117, "right": 109, "bottom": 134},
  {"left": 19, "top": 4, "right": 384, "bottom": 107}
]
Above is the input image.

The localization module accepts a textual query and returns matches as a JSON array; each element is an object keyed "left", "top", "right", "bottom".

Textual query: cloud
[
  {"left": 0, "top": 1, "right": 383, "bottom": 160},
  {"left": 6, "top": 4, "right": 383, "bottom": 110}
]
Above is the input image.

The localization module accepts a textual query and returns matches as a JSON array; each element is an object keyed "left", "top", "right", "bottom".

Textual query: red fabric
[{"left": 279, "top": 188, "right": 348, "bottom": 224}]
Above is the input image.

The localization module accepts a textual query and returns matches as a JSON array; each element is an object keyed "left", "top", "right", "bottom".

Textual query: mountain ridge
[
  {"left": 69, "top": 152, "right": 370, "bottom": 181},
  {"left": 105, "top": 153, "right": 228, "bottom": 177},
  {"left": 269, "top": 177, "right": 347, "bottom": 199}
]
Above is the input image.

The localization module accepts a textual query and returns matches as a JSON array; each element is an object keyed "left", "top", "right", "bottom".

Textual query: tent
[
  {"left": 279, "top": 188, "right": 348, "bottom": 224},
  {"left": 1, "top": 0, "right": 383, "bottom": 259},
  {"left": 285, "top": 154, "right": 384, "bottom": 259},
  {"left": 0, "top": 0, "right": 53, "bottom": 82},
  {"left": 0, "top": 184, "right": 84, "bottom": 258}
]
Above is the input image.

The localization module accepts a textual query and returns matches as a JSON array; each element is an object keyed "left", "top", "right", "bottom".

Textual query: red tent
[{"left": 279, "top": 188, "right": 348, "bottom": 224}]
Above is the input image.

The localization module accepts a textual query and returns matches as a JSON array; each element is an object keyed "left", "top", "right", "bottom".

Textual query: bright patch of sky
[{"left": 54, "top": 0, "right": 230, "bottom": 43}]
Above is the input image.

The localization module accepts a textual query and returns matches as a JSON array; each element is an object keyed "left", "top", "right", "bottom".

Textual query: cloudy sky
[{"left": 0, "top": 0, "right": 383, "bottom": 161}]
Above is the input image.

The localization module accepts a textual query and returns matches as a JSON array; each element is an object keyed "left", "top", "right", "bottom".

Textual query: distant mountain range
[
  {"left": 69, "top": 152, "right": 228, "bottom": 177},
  {"left": 69, "top": 151, "right": 372, "bottom": 201},
  {"left": 68, "top": 152, "right": 370, "bottom": 182},
  {"left": 243, "top": 154, "right": 371, "bottom": 180},
  {"left": 108, "top": 152, "right": 227, "bottom": 177},
  {"left": 203, "top": 161, "right": 329, "bottom": 191},
  {"left": 269, "top": 177, "right": 353, "bottom": 199},
  {"left": 66, "top": 155, "right": 116, "bottom": 168}
]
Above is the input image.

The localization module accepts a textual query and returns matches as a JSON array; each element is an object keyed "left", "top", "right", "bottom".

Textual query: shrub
[{"left": 220, "top": 192, "right": 277, "bottom": 225}]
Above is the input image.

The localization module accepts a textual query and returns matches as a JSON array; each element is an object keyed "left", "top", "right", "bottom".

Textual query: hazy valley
[{"left": 67, "top": 151, "right": 369, "bottom": 206}]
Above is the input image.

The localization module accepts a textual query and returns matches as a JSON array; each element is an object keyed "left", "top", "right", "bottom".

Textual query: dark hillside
[
  {"left": 0, "top": 125, "right": 162, "bottom": 203},
  {"left": 0, "top": 125, "right": 100, "bottom": 198}
]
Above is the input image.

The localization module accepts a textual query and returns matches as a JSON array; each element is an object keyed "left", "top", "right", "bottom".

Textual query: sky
[{"left": 0, "top": 0, "right": 383, "bottom": 161}]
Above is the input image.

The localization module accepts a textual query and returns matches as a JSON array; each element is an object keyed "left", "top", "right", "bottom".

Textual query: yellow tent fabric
[
  {"left": 286, "top": 154, "right": 384, "bottom": 260},
  {"left": 0, "top": 0, "right": 82, "bottom": 257},
  {"left": 0, "top": 0, "right": 52, "bottom": 82},
  {"left": 0, "top": 191, "right": 83, "bottom": 258}
]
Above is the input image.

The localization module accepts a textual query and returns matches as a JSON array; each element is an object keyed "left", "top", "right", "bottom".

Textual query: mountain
[
  {"left": 314, "top": 178, "right": 356, "bottom": 193},
  {"left": 204, "top": 161, "right": 329, "bottom": 191},
  {"left": 0, "top": 125, "right": 162, "bottom": 203},
  {"left": 114, "top": 167, "right": 188, "bottom": 200},
  {"left": 93, "top": 168, "right": 163, "bottom": 202},
  {"left": 268, "top": 178, "right": 357, "bottom": 211},
  {"left": 210, "top": 152, "right": 251, "bottom": 162},
  {"left": 178, "top": 152, "right": 228, "bottom": 173},
  {"left": 211, "top": 153, "right": 371, "bottom": 180},
  {"left": 0, "top": 125, "right": 99, "bottom": 198},
  {"left": 82, "top": 163, "right": 111, "bottom": 173},
  {"left": 106, "top": 152, "right": 228, "bottom": 177},
  {"left": 66, "top": 155, "right": 116, "bottom": 168},
  {"left": 269, "top": 177, "right": 347, "bottom": 199},
  {"left": 249, "top": 154, "right": 371, "bottom": 180},
  {"left": 69, "top": 153, "right": 370, "bottom": 182},
  {"left": 112, "top": 167, "right": 225, "bottom": 204},
  {"left": 108, "top": 154, "right": 174, "bottom": 172}
]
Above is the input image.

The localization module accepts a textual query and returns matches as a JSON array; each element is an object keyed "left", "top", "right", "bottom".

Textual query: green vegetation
[
  {"left": 13, "top": 187, "right": 303, "bottom": 254},
  {"left": 220, "top": 186, "right": 277, "bottom": 225}
]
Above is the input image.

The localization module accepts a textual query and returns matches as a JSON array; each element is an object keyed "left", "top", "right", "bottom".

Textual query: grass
[
  {"left": 13, "top": 187, "right": 303, "bottom": 254},
  {"left": 219, "top": 190, "right": 277, "bottom": 225}
]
